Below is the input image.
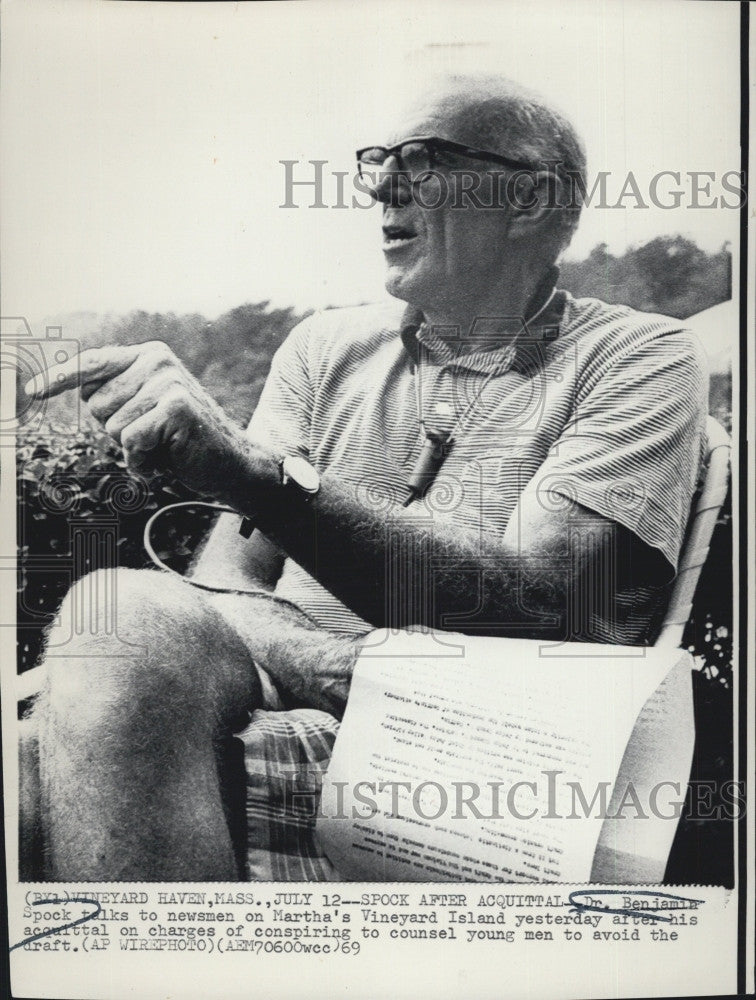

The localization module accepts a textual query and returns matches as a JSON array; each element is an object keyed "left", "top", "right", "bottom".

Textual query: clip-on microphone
[{"left": 402, "top": 429, "right": 452, "bottom": 506}]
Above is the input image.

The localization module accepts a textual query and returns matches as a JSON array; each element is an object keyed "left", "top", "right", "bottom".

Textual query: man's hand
[{"left": 25, "top": 341, "right": 273, "bottom": 498}]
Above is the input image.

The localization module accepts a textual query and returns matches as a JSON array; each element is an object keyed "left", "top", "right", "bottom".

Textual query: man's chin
[{"left": 384, "top": 265, "right": 422, "bottom": 303}]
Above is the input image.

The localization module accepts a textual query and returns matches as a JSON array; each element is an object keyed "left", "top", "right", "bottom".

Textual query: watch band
[{"left": 239, "top": 455, "right": 320, "bottom": 538}]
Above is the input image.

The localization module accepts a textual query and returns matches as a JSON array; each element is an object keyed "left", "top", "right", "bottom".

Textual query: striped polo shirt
[{"left": 247, "top": 292, "right": 708, "bottom": 644}]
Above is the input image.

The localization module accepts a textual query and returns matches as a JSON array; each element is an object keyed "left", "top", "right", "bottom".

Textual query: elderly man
[{"left": 26, "top": 75, "right": 707, "bottom": 881}]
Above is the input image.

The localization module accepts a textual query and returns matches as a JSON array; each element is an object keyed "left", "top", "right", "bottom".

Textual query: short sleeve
[
  {"left": 529, "top": 329, "right": 708, "bottom": 573},
  {"left": 246, "top": 315, "right": 316, "bottom": 458}
]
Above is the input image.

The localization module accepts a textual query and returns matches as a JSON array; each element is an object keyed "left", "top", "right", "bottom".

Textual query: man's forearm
[{"left": 220, "top": 447, "right": 568, "bottom": 636}]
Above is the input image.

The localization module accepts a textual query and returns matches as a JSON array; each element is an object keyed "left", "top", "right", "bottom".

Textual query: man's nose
[{"left": 365, "top": 154, "right": 412, "bottom": 206}]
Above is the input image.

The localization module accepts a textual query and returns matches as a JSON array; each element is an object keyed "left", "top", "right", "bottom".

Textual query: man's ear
[{"left": 505, "top": 169, "right": 565, "bottom": 237}]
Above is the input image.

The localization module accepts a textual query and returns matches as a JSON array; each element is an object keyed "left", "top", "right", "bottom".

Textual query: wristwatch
[
  {"left": 279, "top": 454, "right": 320, "bottom": 500},
  {"left": 239, "top": 455, "right": 320, "bottom": 538}
]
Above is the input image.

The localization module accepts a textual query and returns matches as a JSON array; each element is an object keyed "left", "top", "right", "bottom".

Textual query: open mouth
[{"left": 382, "top": 224, "right": 418, "bottom": 250}]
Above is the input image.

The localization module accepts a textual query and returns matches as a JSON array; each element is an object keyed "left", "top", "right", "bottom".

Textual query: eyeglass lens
[{"left": 358, "top": 141, "right": 432, "bottom": 178}]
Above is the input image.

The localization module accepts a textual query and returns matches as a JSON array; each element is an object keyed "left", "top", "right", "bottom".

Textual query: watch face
[{"left": 283, "top": 455, "right": 320, "bottom": 494}]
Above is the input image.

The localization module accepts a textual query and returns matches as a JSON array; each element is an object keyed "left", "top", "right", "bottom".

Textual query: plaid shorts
[{"left": 237, "top": 707, "right": 342, "bottom": 881}]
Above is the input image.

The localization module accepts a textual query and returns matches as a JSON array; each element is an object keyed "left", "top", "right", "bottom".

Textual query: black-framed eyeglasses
[{"left": 356, "top": 136, "right": 537, "bottom": 180}]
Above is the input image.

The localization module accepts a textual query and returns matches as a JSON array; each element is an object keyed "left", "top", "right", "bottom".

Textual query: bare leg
[
  {"left": 19, "top": 716, "right": 44, "bottom": 880},
  {"left": 33, "top": 568, "right": 261, "bottom": 881}
]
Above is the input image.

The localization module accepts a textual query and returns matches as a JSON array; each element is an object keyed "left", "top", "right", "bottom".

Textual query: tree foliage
[{"left": 560, "top": 235, "right": 731, "bottom": 320}]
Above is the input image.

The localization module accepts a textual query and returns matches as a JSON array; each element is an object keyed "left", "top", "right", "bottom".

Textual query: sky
[{"left": 1, "top": 0, "right": 743, "bottom": 325}]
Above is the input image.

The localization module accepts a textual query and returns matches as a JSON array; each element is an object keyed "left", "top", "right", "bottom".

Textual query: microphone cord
[{"left": 142, "top": 500, "right": 304, "bottom": 611}]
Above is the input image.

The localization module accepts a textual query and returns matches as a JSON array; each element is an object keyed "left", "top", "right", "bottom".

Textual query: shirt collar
[{"left": 399, "top": 270, "right": 567, "bottom": 376}]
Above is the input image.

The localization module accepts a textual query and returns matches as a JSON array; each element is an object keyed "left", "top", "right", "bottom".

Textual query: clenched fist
[{"left": 25, "top": 341, "right": 274, "bottom": 501}]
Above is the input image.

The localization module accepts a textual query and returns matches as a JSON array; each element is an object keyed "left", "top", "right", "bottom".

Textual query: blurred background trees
[{"left": 561, "top": 235, "right": 731, "bottom": 320}]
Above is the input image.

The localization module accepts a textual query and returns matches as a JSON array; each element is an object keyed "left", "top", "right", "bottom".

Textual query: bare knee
[
  {"left": 51, "top": 566, "right": 223, "bottom": 654},
  {"left": 44, "top": 568, "right": 252, "bottom": 741}
]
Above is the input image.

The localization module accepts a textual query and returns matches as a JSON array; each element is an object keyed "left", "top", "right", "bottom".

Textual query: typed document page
[{"left": 317, "top": 630, "right": 695, "bottom": 883}]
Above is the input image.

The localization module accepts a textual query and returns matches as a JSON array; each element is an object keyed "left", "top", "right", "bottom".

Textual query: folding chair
[{"left": 655, "top": 416, "right": 732, "bottom": 648}]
